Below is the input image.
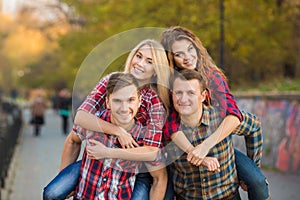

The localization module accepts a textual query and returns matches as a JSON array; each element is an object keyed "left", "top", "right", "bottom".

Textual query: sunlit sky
[
  {"left": 1, "top": 0, "right": 18, "bottom": 16},
  {"left": 1, "top": 0, "right": 64, "bottom": 22}
]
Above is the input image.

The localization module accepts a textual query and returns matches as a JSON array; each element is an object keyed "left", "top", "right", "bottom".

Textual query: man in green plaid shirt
[{"left": 167, "top": 69, "right": 248, "bottom": 200}]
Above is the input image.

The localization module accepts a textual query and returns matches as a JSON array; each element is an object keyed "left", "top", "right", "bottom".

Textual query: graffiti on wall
[{"left": 235, "top": 96, "right": 300, "bottom": 174}]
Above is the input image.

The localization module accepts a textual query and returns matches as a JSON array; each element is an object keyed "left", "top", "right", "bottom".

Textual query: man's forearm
[{"left": 59, "top": 133, "right": 81, "bottom": 171}]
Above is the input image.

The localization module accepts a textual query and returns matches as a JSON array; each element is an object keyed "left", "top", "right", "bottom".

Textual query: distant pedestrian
[
  {"left": 58, "top": 88, "right": 72, "bottom": 135},
  {"left": 51, "top": 92, "right": 60, "bottom": 114},
  {"left": 30, "top": 94, "right": 47, "bottom": 136}
]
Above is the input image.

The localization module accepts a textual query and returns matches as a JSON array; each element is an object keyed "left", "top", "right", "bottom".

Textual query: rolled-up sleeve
[{"left": 208, "top": 70, "right": 243, "bottom": 121}]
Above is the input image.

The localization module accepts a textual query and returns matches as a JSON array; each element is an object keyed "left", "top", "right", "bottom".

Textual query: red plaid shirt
[
  {"left": 75, "top": 110, "right": 145, "bottom": 200},
  {"left": 163, "top": 69, "right": 242, "bottom": 140},
  {"left": 74, "top": 73, "right": 166, "bottom": 148}
]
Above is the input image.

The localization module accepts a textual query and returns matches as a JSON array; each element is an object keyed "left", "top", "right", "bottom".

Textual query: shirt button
[
  {"left": 202, "top": 178, "right": 206, "bottom": 182},
  {"left": 103, "top": 177, "right": 107, "bottom": 182}
]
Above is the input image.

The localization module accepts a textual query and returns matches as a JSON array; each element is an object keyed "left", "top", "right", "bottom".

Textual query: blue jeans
[
  {"left": 43, "top": 160, "right": 81, "bottom": 200},
  {"left": 234, "top": 148, "right": 270, "bottom": 200},
  {"left": 131, "top": 170, "right": 174, "bottom": 200},
  {"left": 43, "top": 150, "right": 269, "bottom": 200}
]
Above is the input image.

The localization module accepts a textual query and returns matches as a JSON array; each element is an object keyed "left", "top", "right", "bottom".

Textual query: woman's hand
[
  {"left": 187, "top": 141, "right": 210, "bottom": 163},
  {"left": 201, "top": 157, "right": 220, "bottom": 172},
  {"left": 116, "top": 127, "right": 139, "bottom": 148},
  {"left": 86, "top": 139, "right": 108, "bottom": 160}
]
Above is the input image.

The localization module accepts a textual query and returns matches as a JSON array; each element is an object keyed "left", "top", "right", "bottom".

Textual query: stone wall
[{"left": 233, "top": 92, "right": 300, "bottom": 174}]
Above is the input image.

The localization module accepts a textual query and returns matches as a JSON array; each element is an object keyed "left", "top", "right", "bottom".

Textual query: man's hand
[
  {"left": 117, "top": 127, "right": 139, "bottom": 148},
  {"left": 86, "top": 139, "right": 108, "bottom": 160}
]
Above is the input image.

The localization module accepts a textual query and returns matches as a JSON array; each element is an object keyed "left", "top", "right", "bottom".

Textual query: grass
[{"left": 233, "top": 77, "right": 300, "bottom": 92}]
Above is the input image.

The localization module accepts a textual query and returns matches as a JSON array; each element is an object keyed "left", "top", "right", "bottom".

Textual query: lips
[
  {"left": 184, "top": 60, "right": 196, "bottom": 67},
  {"left": 133, "top": 66, "right": 144, "bottom": 73},
  {"left": 118, "top": 111, "right": 132, "bottom": 117},
  {"left": 178, "top": 103, "right": 191, "bottom": 108}
]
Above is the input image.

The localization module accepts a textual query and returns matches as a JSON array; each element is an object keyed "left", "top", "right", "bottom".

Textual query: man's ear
[
  {"left": 106, "top": 97, "right": 111, "bottom": 109},
  {"left": 201, "top": 89, "right": 207, "bottom": 103}
]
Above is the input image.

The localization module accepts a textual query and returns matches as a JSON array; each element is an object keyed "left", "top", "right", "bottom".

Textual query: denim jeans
[
  {"left": 131, "top": 170, "right": 174, "bottom": 200},
  {"left": 234, "top": 148, "right": 270, "bottom": 200},
  {"left": 43, "top": 150, "right": 269, "bottom": 200},
  {"left": 43, "top": 160, "right": 81, "bottom": 200}
]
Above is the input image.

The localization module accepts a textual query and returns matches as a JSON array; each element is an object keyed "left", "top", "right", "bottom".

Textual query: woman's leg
[
  {"left": 131, "top": 172, "right": 152, "bottom": 200},
  {"left": 234, "top": 148, "right": 270, "bottom": 200},
  {"left": 163, "top": 165, "right": 174, "bottom": 200},
  {"left": 43, "top": 160, "right": 81, "bottom": 200}
]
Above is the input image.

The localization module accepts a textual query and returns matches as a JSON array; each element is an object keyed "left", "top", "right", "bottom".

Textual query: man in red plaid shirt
[{"left": 63, "top": 72, "right": 159, "bottom": 200}]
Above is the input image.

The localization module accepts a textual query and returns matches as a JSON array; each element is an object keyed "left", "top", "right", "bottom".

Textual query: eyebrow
[
  {"left": 173, "top": 42, "right": 193, "bottom": 53},
  {"left": 137, "top": 51, "right": 153, "bottom": 60}
]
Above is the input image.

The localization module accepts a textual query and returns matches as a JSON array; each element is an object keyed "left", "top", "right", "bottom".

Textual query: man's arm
[
  {"left": 59, "top": 131, "right": 82, "bottom": 171},
  {"left": 86, "top": 139, "right": 158, "bottom": 161}
]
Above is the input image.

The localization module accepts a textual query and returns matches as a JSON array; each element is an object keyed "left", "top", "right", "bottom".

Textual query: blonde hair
[
  {"left": 124, "top": 39, "right": 171, "bottom": 115},
  {"left": 161, "top": 26, "right": 227, "bottom": 81}
]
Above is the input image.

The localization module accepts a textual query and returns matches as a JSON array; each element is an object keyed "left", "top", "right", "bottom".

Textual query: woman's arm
[
  {"left": 187, "top": 114, "right": 240, "bottom": 163},
  {"left": 86, "top": 139, "right": 158, "bottom": 161},
  {"left": 170, "top": 131, "right": 194, "bottom": 153},
  {"left": 74, "top": 110, "right": 137, "bottom": 148},
  {"left": 170, "top": 131, "right": 221, "bottom": 168},
  {"left": 208, "top": 69, "right": 242, "bottom": 121}
]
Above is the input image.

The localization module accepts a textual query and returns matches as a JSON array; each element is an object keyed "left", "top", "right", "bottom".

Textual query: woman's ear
[{"left": 106, "top": 97, "right": 111, "bottom": 110}]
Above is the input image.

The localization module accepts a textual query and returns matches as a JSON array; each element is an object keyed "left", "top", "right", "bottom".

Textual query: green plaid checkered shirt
[{"left": 167, "top": 105, "right": 262, "bottom": 199}]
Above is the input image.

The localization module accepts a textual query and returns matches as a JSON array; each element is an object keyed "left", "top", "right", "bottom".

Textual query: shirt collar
[
  {"left": 201, "top": 105, "right": 211, "bottom": 126},
  {"left": 181, "top": 105, "right": 211, "bottom": 128}
]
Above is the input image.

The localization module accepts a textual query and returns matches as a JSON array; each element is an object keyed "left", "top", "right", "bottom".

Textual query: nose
[
  {"left": 120, "top": 101, "right": 129, "bottom": 111},
  {"left": 137, "top": 58, "right": 145, "bottom": 66},
  {"left": 183, "top": 52, "right": 192, "bottom": 61},
  {"left": 180, "top": 92, "right": 188, "bottom": 102}
]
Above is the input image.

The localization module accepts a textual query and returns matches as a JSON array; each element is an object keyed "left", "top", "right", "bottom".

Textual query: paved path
[
  {"left": 1, "top": 108, "right": 300, "bottom": 199},
  {"left": 2, "top": 109, "right": 72, "bottom": 200}
]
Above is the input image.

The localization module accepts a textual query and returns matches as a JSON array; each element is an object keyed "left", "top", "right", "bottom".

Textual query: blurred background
[
  {"left": 0, "top": 0, "right": 299, "bottom": 96},
  {"left": 0, "top": 0, "right": 300, "bottom": 199}
]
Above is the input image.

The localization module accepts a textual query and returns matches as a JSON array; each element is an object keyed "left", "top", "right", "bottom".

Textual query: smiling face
[
  {"left": 106, "top": 84, "right": 140, "bottom": 129},
  {"left": 172, "top": 77, "right": 206, "bottom": 119},
  {"left": 171, "top": 39, "right": 197, "bottom": 70},
  {"left": 129, "top": 45, "right": 155, "bottom": 86}
]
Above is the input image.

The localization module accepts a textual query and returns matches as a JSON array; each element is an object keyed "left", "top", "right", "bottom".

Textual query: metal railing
[{"left": 0, "top": 101, "right": 23, "bottom": 189}]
